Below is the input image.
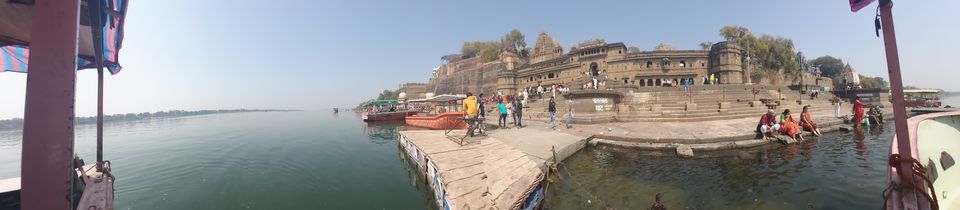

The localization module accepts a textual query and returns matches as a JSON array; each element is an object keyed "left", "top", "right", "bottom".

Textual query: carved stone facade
[{"left": 424, "top": 32, "right": 745, "bottom": 96}]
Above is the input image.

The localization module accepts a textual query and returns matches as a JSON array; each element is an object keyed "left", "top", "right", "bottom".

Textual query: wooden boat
[
  {"left": 405, "top": 95, "right": 468, "bottom": 130},
  {"left": 406, "top": 112, "right": 468, "bottom": 130},
  {"left": 886, "top": 111, "right": 960, "bottom": 209},
  {"left": 904, "top": 89, "right": 943, "bottom": 108},
  {"left": 362, "top": 110, "right": 415, "bottom": 121}
]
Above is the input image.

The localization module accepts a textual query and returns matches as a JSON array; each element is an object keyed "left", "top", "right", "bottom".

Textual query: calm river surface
[{"left": 0, "top": 111, "right": 895, "bottom": 209}]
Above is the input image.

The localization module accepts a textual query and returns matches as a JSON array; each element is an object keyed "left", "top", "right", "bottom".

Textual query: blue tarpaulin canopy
[{"left": 0, "top": 0, "right": 129, "bottom": 74}]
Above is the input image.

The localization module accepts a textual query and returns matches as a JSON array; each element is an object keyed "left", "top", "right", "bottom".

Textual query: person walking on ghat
[
  {"left": 477, "top": 93, "right": 486, "bottom": 119},
  {"left": 513, "top": 97, "right": 524, "bottom": 128},
  {"left": 497, "top": 100, "right": 508, "bottom": 128},
  {"left": 833, "top": 96, "right": 842, "bottom": 118},
  {"left": 548, "top": 96, "right": 557, "bottom": 130},
  {"left": 852, "top": 97, "right": 865, "bottom": 129},
  {"left": 565, "top": 97, "right": 574, "bottom": 128}
]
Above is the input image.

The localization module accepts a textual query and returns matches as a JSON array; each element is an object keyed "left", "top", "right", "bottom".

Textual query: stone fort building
[{"left": 421, "top": 32, "right": 744, "bottom": 97}]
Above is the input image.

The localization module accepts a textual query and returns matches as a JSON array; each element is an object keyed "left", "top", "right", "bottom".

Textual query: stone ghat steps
[
  {"left": 619, "top": 102, "right": 835, "bottom": 122},
  {"left": 620, "top": 105, "right": 835, "bottom": 122}
]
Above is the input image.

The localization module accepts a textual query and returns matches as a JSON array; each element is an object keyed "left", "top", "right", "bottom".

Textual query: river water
[{"left": 0, "top": 111, "right": 895, "bottom": 209}]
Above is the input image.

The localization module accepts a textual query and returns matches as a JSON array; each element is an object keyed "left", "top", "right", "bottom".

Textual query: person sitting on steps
[
  {"left": 779, "top": 109, "right": 804, "bottom": 142},
  {"left": 757, "top": 109, "right": 780, "bottom": 141},
  {"left": 799, "top": 105, "right": 822, "bottom": 137}
]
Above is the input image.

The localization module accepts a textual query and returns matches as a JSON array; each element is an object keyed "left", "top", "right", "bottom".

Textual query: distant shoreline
[{"left": 0, "top": 109, "right": 303, "bottom": 131}]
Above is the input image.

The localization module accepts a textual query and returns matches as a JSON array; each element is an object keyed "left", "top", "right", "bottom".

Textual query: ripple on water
[{"left": 547, "top": 124, "right": 894, "bottom": 210}]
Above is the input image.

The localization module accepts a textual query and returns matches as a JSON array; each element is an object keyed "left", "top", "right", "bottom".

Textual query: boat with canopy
[
  {"left": 405, "top": 94, "right": 468, "bottom": 130},
  {"left": 850, "top": 0, "right": 960, "bottom": 209},
  {"left": 1, "top": 0, "right": 130, "bottom": 209}
]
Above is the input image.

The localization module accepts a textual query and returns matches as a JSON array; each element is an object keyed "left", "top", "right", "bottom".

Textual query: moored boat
[
  {"left": 904, "top": 89, "right": 943, "bottom": 108},
  {"left": 406, "top": 112, "right": 468, "bottom": 130},
  {"left": 362, "top": 110, "right": 416, "bottom": 121},
  {"left": 405, "top": 95, "right": 468, "bottom": 130},
  {"left": 886, "top": 111, "right": 960, "bottom": 209}
]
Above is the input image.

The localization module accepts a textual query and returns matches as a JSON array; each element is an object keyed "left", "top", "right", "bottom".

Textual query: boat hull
[
  {"left": 405, "top": 112, "right": 468, "bottom": 130},
  {"left": 887, "top": 111, "right": 960, "bottom": 210},
  {"left": 362, "top": 111, "right": 414, "bottom": 121}
]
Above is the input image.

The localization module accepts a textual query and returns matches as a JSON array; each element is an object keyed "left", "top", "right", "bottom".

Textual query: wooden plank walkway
[{"left": 399, "top": 130, "right": 543, "bottom": 210}]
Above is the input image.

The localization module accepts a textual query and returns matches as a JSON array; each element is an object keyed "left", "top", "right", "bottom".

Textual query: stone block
[
  {"left": 685, "top": 102, "right": 697, "bottom": 111},
  {"left": 650, "top": 104, "right": 661, "bottom": 112},
  {"left": 676, "top": 145, "right": 694, "bottom": 157},
  {"left": 750, "top": 101, "right": 763, "bottom": 107},
  {"left": 719, "top": 102, "right": 732, "bottom": 112}
]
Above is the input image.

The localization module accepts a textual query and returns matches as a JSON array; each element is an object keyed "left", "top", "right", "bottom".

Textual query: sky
[{"left": 1, "top": 0, "right": 958, "bottom": 119}]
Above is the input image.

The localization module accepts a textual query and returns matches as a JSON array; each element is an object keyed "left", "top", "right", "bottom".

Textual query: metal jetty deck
[{"left": 398, "top": 130, "right": 544, "bottom": 210}]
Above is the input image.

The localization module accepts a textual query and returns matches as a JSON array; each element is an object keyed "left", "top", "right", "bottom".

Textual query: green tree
[
  {"left": 460, "top": 29, "right": 528, "bottom": 61},
  {"left": 699, "top": 42, "right": 714, "bottom": 50},
  {"left": 810, "top": 56, "right": 845, "bottom": 77},
  {"left": 719, "top": 25, "right": 798, "bottom": 72},
  {"left": 501, "top": 29, "right": 527, "bottom": 56},
  {"left": 720, "top": 25, "right": 752, "bottom": 42},
  {"left": 377, "top": 89, "right": 398, "bottom": 100},
  {"left": 873, "top": 76, "right": 888, "bottom": 88},
  {"left": 654, "top": 43, "right": 674, "bottom": 51}
]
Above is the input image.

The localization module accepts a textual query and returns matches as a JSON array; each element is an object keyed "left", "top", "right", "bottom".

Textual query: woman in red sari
[
  {"left": 799, "top": 106, "right": 822, "bottom": 136},
  {"left": 852, "top": 97, "right": 865, "bottom": 129},
  {"left": 779, "top": 109, "right": 804, "bottom": 142}
]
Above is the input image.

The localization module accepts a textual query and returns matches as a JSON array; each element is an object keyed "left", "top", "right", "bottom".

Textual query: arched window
[
  {"left": 548, "top": 73, "right": 555, "bottom": 79},
  {"left": 646, "top": 61, "right": 653, "bottom": 68},
  {"left": 640, "top": 80, "right": 646, "bottom": 87},
  {"left": 679, "top": 61, "right": 686, "bottom": 67},
  {"left": 655, "top": 79, "right": 662, "bottom": 86}
]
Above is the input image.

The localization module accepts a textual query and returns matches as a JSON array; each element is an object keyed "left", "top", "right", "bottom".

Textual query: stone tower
[
  {"left": 709, "top": 41, "right": 744, "bottom": 84},
  {"left": 497, "top": 49, "right": 522, "bottom": 96}
]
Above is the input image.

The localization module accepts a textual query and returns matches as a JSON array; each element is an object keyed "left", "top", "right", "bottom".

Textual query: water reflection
[
  {"left": 548, "top": 123, "right": 895, "bottom": 209},
  {"left": 361, "top": 121, "right": 406, "bottom": 144}
]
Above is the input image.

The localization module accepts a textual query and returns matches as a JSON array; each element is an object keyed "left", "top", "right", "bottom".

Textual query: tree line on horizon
[{"left": 0, "top": 109, "right": 300, "bottom": 131}]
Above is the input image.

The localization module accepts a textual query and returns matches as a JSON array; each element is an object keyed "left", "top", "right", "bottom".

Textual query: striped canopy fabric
[{"left": 0, "top": 0, "right": 129, "bottom": 74}]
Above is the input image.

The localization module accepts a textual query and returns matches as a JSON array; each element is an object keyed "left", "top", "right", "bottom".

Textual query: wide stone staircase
[{"left": 519, "top": 84, "right": 837, "bottom": 123}]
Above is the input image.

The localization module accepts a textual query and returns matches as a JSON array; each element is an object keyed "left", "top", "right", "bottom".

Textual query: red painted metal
[
  {"left": 406, "top": 112, "right": 469, "bottom": 130},
  {"left": 877, "top": 0, "right": 931, "bottom": 209},
  {"left": 20, "top": 0, "right": 81, "bottom": 210}
]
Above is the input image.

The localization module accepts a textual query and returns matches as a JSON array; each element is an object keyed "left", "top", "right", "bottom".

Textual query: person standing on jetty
[
  {"left": 462, "top": 92, "right": 481, "bottom": 137},
  {"left": 833, "top": 96, "right": 842, "bottom": 118},
  {"left": 565, "top": 98, "right": 574, "bottom": 128},
  {"left": 506, "top": 98, "right": 515, "bottom": 126},
  {"left": 852, "top": 97, "right": 865, "bottom": 129},
  {"left": 548, "top": 96, "right": 557, "bottom": 129},
  {"left": 477, "top": 93, "right": 486, "bottom": 119},
  {"left": 497, "top": 100, "right": 508, "bottom": 128},
  {"left": 513, "top": 97, "right": 523, "bottom": 128}
]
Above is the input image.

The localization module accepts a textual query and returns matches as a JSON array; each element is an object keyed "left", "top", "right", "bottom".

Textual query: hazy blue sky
[{"left": 1, "top": 0, "right": 958, "bottom": 119}]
